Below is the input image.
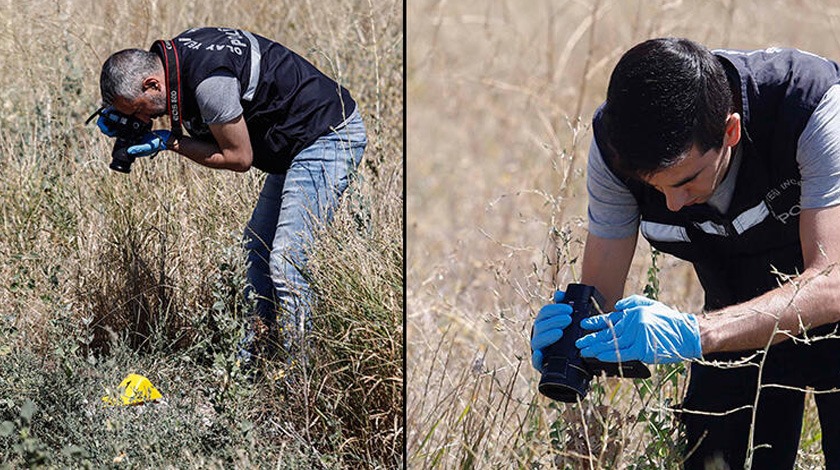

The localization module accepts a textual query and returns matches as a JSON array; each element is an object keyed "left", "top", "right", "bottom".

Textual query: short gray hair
[{"left": 99, "top": 49, "right": 162, "bottom": 105}]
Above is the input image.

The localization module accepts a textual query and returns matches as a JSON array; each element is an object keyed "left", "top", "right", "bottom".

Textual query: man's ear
[
  {"left": 142, "top": 76, "right": 161, "bottom": 92},
  {"left": 724, "top": 112, "right": 741, "bottom": 147}
]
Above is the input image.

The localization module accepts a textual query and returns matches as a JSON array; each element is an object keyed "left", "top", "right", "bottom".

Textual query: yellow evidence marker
[{"left": 102, "top": 373, "right": 162, "bottom": 406}]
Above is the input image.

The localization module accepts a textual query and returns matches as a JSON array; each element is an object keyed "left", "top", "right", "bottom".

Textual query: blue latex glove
[
  {"left": 575, "top": 295, "right": 702, "bottom": 364},
  {"left": 530, "top": 291, "right": 573, "bottom": 372},
  {"left": 96, "top": 107, "right": 124, "bottom": 137},
  {"left": 126, "top": 130, "right": 171, "bottom": 158}
]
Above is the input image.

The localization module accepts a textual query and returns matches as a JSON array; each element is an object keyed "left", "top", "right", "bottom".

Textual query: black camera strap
[{"left": 151, "top": 39, "right": 183, "bottom": 138}]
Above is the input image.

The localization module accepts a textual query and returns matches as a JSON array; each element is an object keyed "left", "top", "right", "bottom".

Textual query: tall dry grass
[
  {"left": 0, "top": 0, "right": 402, "bottom": 468},
  {"left": 408, "top": 0, "right": 838, "bottom": 467}
]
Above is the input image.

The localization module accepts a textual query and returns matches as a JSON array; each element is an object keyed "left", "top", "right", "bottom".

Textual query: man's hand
[
  {"left": 575, "top": 295, "right": 702, "bottom": 364},
  {"left": 96, "top": 107, "right": 123, "bottom": 137},
  {"left": 530, "top": 291, "right": 573, "bottom": 372},
  {"left": 126, "top": 130, "right": 172, "bottom": 158}
]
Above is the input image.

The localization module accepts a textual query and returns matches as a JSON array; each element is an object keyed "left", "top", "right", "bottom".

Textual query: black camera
[
  {"left": 86, "top": 107, "right": 152, "bottom": 173},
  {"left": 538, "top": 283, "right": 651, "bottom": 403}
]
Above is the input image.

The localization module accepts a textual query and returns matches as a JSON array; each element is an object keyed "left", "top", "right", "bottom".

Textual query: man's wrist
[
  {"left": 165, "top": 133, "right": 179, "bottom": 151},
  {"left": 695, "top": 314, "right": 714, "bottom": 355},
  {"left": 684, "top": 313, "right": 704, "bottom": 359}
]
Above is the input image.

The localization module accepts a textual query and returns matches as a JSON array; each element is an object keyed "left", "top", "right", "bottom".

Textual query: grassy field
[
  {"left": 407, "top": 0, "right": 839, "bottom": 468},
  {"left": 0, "top": 1, "right": 402, "bottom": 468}
]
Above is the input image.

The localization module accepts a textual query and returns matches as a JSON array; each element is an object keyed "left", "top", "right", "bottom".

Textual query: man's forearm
[
  {"left": 699, "top": 265, "right": 840, "bottom": 354},
  {"left": 169, "top": 136, "right": 251, "bottom": 172},
  {"left": 581, "top": 232, "right": 638, "bottom": 310}
]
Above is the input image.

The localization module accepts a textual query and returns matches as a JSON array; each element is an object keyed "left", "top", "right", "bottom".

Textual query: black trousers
[{"left": 681, "top": 329, "right": 840, "bottom": 470}]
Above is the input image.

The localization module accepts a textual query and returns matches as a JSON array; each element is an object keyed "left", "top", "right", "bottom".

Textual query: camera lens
[
  {"left": 538, "top": 354, "right": 590, "bottom": 402},
  {"left": 110, "top": 141, "right": 134, "bottom": 173},
  {"left": 109, "top": 159, "right": 132, "bottom": 173}
]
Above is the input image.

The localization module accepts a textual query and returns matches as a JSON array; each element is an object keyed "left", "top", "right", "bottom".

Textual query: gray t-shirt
[
  {"left": 587, "top": 84, "right": 840, "bottom": 239},
  {"left": 194, "top": 75, "right": 244, "bottom": 124}
]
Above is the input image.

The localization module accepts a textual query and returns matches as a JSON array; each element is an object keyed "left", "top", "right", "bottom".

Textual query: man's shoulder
[
  {"left": 713, "top": 47, "right": 839, "bottom": 85},
  {"left": 173, "top": 27, "right": 259, "bottom": 43},
  {"left": 713, "top": 46, "right": 830, "bottom": 62},
  {"left": 174, "top": 27, "right": 222, "bottom": 38},
  {"left": 590, "top": 103, "right": 613, "bottom": 166}
]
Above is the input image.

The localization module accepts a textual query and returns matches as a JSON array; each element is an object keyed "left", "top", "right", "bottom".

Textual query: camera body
[
  {"left": 108, "top": 113, "right": 152, "bottom": 173},
  {"left": 538, "top": 283, "right": 651, "bottom": 403},
  {"left": 87, "top": 107, "right": 152, "bottom": 173}
]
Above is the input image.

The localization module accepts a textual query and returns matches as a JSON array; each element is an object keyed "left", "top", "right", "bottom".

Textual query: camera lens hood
[{"left": 538, "top": 355, "right": 590, "bottom": 402}]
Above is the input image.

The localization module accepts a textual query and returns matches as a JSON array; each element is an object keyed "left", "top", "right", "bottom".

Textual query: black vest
[
  {"left": 152, "top": 27, "right": 356, "bottom": 174},
  {"left": 594, "top": 48, "right": 840, "bottom": 311}
]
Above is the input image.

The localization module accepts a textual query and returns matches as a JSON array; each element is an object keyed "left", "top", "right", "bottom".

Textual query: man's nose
[{"left": 663, "top": 188, "right": 691, "bottom": 212}]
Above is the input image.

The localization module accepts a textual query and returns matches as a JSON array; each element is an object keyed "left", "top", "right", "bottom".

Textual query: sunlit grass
[
  {"left": 0, "top": 0, "right": 402, "bottom": 467},
  {"left": 407, "top": 0, "right": 834, "bottom": 468}
]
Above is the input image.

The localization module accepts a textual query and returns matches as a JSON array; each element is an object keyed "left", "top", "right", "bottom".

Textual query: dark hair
[
  {"left": 99, "top": 49, "right": 162, "bottom": 105},
  {"left": 602, "top": 37, "right": 733, "bottom": 179}
]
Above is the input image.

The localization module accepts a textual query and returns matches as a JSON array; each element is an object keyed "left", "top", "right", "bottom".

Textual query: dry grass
[
  {"left": 0, "top": 0, "right": 402, "bottom": 468},
  {"left": 408, "top": 0, "right": 840, "bottom": 467}
]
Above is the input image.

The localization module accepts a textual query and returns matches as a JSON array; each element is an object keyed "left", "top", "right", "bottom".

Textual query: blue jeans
[{"left": 242, "top": 108, "right": 366, "bottom": 354}]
